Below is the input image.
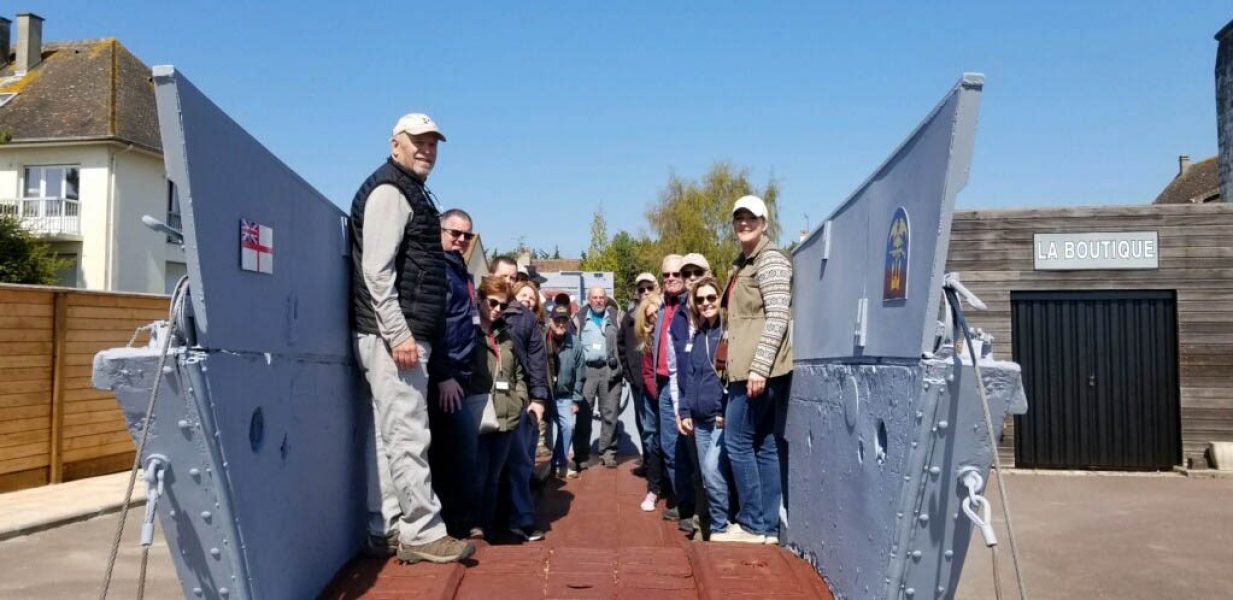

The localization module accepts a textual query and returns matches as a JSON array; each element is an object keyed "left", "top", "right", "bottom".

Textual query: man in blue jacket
[{"left": 427, "top": 208, "right": 480, "bottom": 538}]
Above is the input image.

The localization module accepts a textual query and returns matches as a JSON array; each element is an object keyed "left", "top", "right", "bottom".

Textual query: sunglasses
[
  {"left": 695, "top": 294, "right": 719, "bottom": 305},
  {"left": 486, "top": 298, "right": 509, "bottom": 311},
  {"left": 662, "top": 271, "right": 682, "bottom": 280},
  {"left": 636, "top": 285, "right": 655, "bottom": 293},
  {"left": 441, "top": 227, "right": 476, "bottom": 241},
  {"left": 682, "top": 268, "right": 705, "bottom": 279}
]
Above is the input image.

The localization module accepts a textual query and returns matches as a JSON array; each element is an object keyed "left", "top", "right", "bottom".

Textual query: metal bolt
[
  {"left": 201, "top": 511, "right": 212, "bottom": 522},
  {"left": 918, "top": 514, "right": 930, "bottom": 524},
  {"left": 911, "top": 441, "right": 918, "bottom": 448},
  {"left": 944, "top": 550, "right": 954, "bottom": 559},
  {"left": 189, "top": 468, "right": 200, "bottom": 478},
  {"left": 192, "top": 587, "right": 202, "bottom": 597},
  {"left": 912, "top": 550, "right": 922, "bottom": 560},
  {"left": 937, "top": 420, "right": 949, "bottom": 430},
  {"left": 929, "top": 466, "right": 941, "bottom": 476},
  {"left": 906, "top": 588, "right": 916, "bottom": 597},
  {"left": 923, "top": 382, "right": 930, "bottom": 390},
  {"left": 915, "top": 411, "right": 924, "bottom": 420},
  {"left": 162, "top": 366, "right": 174, "bottom": 374},
  {"left": 219, "top": 588, "right": 229, "bottom": 598},
  {"left": 938, "top": 587, "right": 946, "bottom": 594},
  {"left": 177, "top": 420, "right": 190, "bottom": 429},
  {"left": 210, "top": 547, "right": 221, "bottom": 558}
]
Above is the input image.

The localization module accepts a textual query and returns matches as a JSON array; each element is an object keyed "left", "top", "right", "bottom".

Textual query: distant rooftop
[
  {"left": 0, "top": 37, "right": 160, "bottom": 152},
  {"left": 1153, "top": 156, "right": 1220, "bottom": 205}
]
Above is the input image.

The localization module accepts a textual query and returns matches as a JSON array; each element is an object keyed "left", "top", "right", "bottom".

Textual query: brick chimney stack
[
  {"left": 15, "top": 12, "right": 42, "bottom": 75},
  {"left": 1217, "top": 19, "right": 1233, "bottom": 203}
]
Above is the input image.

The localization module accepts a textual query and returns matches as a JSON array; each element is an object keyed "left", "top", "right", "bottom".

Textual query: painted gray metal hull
[
  {"left": 93, "top": 66, "right": 365, "bottom": 600},
  {"left": 787, "top": 74, "right": 1027, "bottom": 599}
]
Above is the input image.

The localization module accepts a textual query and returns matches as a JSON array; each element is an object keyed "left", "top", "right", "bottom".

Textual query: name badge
[
  {"left": 495, "top": 381, "right": 510, "bottom": 391},
  {"left": 472, "top": 313, "right": 481, "bottom": 325},
  {"left": 684, "top": 343, "right": 693, "bottom": 352},
  {"left": 591, "top": 342, "right": 602, "bottom": 350}
]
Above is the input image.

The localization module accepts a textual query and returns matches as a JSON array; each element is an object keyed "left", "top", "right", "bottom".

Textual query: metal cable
[
  {"left": 98, "top": 276, "right": 188, "bottom": 600},
  {"left": 945, "top": 286, "right": 1028, "bottom": 600}
]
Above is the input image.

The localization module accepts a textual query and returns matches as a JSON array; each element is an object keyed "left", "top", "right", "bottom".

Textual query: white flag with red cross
[{"left": 240, "top": 219, "right": 274, "bottom": 274}]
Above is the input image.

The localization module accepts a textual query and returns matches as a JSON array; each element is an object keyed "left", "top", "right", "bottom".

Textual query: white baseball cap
[
  {"left": 392, "top": 113, "right": 446, "bottom": 141},
  {"left": 681, "top": 253, "right": 711, "bottom": 271},
  {"left": 732, "top": 195, "right": 767, "bottom": 219},
  {"left": 634, "top": 272, "right": 657, "bottom": 286}
]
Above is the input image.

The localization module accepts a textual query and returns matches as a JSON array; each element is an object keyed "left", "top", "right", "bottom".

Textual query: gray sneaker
[
  {"left": 361, "top": 530, "right": 398, "bottom": 558},
  {"left": 396, "top": 535, "right": 475, "bottom": 564}
]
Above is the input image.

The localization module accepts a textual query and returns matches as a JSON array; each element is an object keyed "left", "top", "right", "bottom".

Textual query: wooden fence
[{"left": 0, "top": 284, "right": 167, "bottom": 492}]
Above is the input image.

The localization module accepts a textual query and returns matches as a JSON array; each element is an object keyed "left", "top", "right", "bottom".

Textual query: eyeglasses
[
  {"left": 486, "top": 298, "right": 509, "bottom": 311},
  {"left": 695, "top": 294, "right": 719, "bottom": 305},
  {"left": 682, "top": 268, "right": 705, "bottom": 279},
  {"left": 441, "top": 227, "right": 476, "bottom": 241},
  {"left": 636, "top": 285, "right": 655, "bottom": 293},
  {"left": 662, "top": 271, "right": 681, "bottom": 280}
]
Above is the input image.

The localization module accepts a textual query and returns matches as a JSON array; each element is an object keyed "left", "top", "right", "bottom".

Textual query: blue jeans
[
  {"left": 503, "top": 410, "right": 536, "bottom": 529},
  {"left": 693, "top": 421, "right": 731, "bottom": 533},
  {"left": 657, "top": 379, "right": 693, "bottom": 510},
  {"left": 635, "top": 386, "right": 663, "bottom": 495},
  {"left": 475, "top": 428, "right": 515, "bottom": 533},
  {"left": 550, "top": 397, "right": 577, "bottom": 469},
  {"left": 724, "top": 375, "right": 790, "bottom": 536}
]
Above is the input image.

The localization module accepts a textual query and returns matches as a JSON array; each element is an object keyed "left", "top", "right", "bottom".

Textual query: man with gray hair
[
  {"left": 350, "top": 113, "right": 473, "bottom": 563},
  {"left": 572, "top": 285, "right": 623, "bottom": 469}
]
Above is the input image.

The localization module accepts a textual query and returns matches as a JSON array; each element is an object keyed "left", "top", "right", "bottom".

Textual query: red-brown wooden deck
[{"left": 322, "top": 460, "right": 832, "bottom": 599}]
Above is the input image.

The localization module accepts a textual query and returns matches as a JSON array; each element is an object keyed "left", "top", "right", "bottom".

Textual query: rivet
[
  {"left": 201, "top": 511, "right": 212, "bottom": 522},
  {"left": 915, "top": 411, "right": 924, "bottom": 420},
  {"left": 219, "top": 588, "right": 229, "bottom": 598},
  {"left": 192, "top": 587, "right": 202, "bottom": 596},
  {"left": 168, "top": 509, "right": 176, "bottom": 517},
  {"left": 903, "top": 475, "right": 911, "bottom": 482},
  {"left": 189, "top": 468, "right": 201, "bottom": 478},
  {"left": 912, "top": 550, "right": 922, "bottom": 560},
  {"left": 923, "top": 382, "right": 930, "bottom": 390},
  {"left": 210, "top": 547, "right": 221, "bottom": 558},
  {"left": 162, "top": 366, "right": 174, "bottom": 374},
  {"left": 177, "top": 420, "right": 190, "bottom": 429},
  {"left": 944, "top": 549, "right": 954, "bottom": 559},
  {"left": 906, "top": 588, "right": 916, "bottom": 597},
  {"left": 938, "top": 586, "right": 946, "bottom": 594},
  {"left": 918, "top": 514, "right": 930, "bottom": 523},
  {"left": 929, "top": 466, "right": 941, "bottom": 476},
  {"left": 896, "top": 512, "right": 903, "bottom": 519},
  {"left": 937, "top": 420, "right": 949, "bottom": 430},
  {"left": 911, "top": 441, "right": 918, "bottom": 448}
]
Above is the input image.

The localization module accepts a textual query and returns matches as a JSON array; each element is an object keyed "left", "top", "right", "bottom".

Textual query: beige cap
[
  {"left": 732, "top": 195, "right": 767, "bottom": 219},
  {"left": 681, "top": 253, "right": 711, "bottom": 271},
  {"left": 392, "top": 113, "right": 446, "bottom": 141},
  {"left": 661, "top": 254, "right": 684, "bottom": 272},
  {"left": 634, "top": 272, "right": 656, "bottom": 286}
]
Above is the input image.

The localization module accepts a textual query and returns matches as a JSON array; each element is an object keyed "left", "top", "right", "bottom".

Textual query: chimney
[
  {"left": 15, "top": 12, "right": 42, "bottom": 75},
  {"left": 1217, "top": 19, "right": 1233, "bottom": 203},
  {"left": 0, "top": 17, "right": 11, "bottom": 68},
  {"left": 1178, "top": 155, "right": 1191, "bottom": 176}
]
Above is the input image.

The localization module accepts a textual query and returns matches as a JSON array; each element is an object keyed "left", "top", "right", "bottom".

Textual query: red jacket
[{"left": 641, "top": 350, "right": 658, "bottom": 399}]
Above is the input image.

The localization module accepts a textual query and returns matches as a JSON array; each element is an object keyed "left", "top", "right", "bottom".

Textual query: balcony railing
[{"left": 0, "top": 197, "right": 81, "bottom": 236}]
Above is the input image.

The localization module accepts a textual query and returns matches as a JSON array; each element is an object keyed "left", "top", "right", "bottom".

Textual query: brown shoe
[{"left": 396, "top": 535, "right": 475, "bottom": 564}]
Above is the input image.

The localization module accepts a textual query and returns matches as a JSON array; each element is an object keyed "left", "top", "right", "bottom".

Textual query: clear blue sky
[{"left": 20, "top": 1, "right": 1232, "bottom": 255}]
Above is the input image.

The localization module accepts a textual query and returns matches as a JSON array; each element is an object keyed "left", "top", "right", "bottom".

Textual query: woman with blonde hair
[
  {"left": 512, "top": 281, "right": 545, "bottom": 322},
  {"left": 632, "top": 290, "right": 666, "bottom": 511}
]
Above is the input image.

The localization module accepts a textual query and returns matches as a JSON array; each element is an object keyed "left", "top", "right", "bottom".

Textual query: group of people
[{"left": 350, "top": 112, "right": 794, "bottom": 566}]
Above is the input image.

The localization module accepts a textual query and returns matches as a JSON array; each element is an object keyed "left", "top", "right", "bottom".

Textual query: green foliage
[
  {"left": 645, "top": 162, "right": 780, "bottom": 278},
  {"left": 0, "top": 215, "right": 70, "bottom": 285},
  {"left": 579, "top": 207, "right": 657, "bottom": 306}
]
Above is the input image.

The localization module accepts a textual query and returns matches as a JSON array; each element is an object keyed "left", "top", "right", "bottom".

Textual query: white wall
[{"left": 112, "top": 149, "right": 175, "bottom": 294}]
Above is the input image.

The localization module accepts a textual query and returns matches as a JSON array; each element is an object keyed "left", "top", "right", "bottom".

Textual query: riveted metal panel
[{"left": 1012, "top": 290, "right": 1181, "bottom": 470}]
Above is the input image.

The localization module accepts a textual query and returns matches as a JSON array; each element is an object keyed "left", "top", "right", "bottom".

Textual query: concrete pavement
[{"left": 0, "top": 471, "right": 145, "bottom": 542}]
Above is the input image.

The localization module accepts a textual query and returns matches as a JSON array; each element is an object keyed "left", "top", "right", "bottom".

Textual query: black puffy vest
[{"left": 350, "top": 159, "right": 446, "bottom": 343}]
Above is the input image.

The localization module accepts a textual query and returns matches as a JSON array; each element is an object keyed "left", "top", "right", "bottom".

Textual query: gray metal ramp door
[{"left": 1012, "top": 290, "right": 1181, "bottom": 470}]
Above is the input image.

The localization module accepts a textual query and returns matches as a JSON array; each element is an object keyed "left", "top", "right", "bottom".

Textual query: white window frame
[{"left": 23, "top": 164, "right": 81, "bottom": 200}]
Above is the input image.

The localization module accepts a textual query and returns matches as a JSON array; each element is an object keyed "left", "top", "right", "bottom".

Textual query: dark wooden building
[{"left": 947, "top": 202, "right": 1232, "bottom": 470}]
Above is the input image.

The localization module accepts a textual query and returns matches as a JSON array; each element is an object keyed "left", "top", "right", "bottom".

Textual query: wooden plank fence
[{"left": 0, "top": 284, "right": 167, "bottom": 492}]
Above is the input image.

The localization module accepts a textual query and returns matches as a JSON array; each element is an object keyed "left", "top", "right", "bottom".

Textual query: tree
[
  {"left": 0, "top": 215, "right": 69, "bottom": 285},
  {"left": 645, "top": 162, "right": 780, "bottom": 278}
]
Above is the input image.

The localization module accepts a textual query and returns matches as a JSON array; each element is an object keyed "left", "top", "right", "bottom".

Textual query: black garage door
[{"left": 1011, "top": 290, "right": 1180, "bottom": 470}]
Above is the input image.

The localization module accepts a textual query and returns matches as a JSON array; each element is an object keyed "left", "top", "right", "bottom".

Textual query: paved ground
[
  {"left": 0, "top": 471, "right": 145, "bottom": 541},
  {"left": 955, "top": 471, "right": 1233, "bottom": 600},
  {"left": 2, "top": 464, "right": 1231, "bottom": 598}
]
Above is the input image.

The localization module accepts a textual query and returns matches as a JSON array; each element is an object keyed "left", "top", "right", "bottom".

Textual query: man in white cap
[
  {"left": 680, "top": 253, "right": 712, "bottom": 286},
  {"left": 350, "top": 113, "right": 474, "bottom": 563}
]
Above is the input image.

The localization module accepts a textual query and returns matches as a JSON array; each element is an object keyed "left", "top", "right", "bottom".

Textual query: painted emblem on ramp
[
  {"left": 883, "top": 207, "right": 909, "bottom": 301},
  {"left": 241, "top": 219, "right": 274, "bottom": 274}
]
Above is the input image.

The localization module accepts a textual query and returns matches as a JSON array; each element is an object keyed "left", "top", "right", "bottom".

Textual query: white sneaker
[
  {"left": 640, "top": 492, "right": 658, "bottom": 512},
  {"left": 710, "top": 527, "right": 764, "bottom": 544},
  {"left": 763, "top": 534, "right": 780, "bottom": 545}
]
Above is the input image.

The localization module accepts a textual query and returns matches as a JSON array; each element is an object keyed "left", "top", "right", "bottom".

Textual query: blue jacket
[
  {"left": 651, "top": 290, "right": 691, "bottom": 393},
  {"left": 502, "top": 302, "right": 549, "bottom": 404},
  {"left": 682, "top": 320, "right": 726, "bottom": 423},
  {"left": 548, "top": 330, "right": 586, "bottom": 401},
  {"left": 428, "top": 251, "right": 477, "bottom": 384}
]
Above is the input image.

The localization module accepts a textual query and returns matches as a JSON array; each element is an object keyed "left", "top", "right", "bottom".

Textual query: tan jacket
[
  {"left": 468, "top": 324, "right": 529, "bottom": 432},
  {"left": 724, "top": 237, "right": 793, "bottom": 382}
]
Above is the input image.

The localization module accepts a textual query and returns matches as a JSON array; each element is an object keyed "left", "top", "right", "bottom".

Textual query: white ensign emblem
[{"left": 240, "top": 219, "right": 274, "bottom": 274}]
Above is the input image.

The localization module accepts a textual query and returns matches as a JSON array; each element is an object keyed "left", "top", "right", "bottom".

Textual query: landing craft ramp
[
  {"left": 787, "top": 74, "right": 1027, "bottom": 599},
  {"left": 94, "top": 68, "right": 1023, "bottom": 599}
]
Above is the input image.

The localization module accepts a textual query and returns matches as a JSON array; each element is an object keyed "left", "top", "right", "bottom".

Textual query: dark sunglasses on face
[
  {"left": 682, "top": 268, "right": 704, "bottom": 279},
  {"left": 696, "top": 294, "right": 719, "bottom": 305},
  {"left": 441, "top": 227, "right": 476, "bottom": 241},
  {"left": 662, "top": 271, "right": 681, "bottom": 279},
  {"left": 636, "top": 285, "right": 655, "bottom": 293},
  {"left": 486, "top": 298, "right": 509, "bottom": 311}
]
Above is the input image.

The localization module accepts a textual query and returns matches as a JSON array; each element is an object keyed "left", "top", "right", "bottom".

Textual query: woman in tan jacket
[{"left": 721, "top": 195, "right": 793, "bottom": 545}]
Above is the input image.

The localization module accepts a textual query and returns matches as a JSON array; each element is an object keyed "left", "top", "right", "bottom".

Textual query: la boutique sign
[{"left": 1033, "top": 231, "right": 1159, "bottom": 271}]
